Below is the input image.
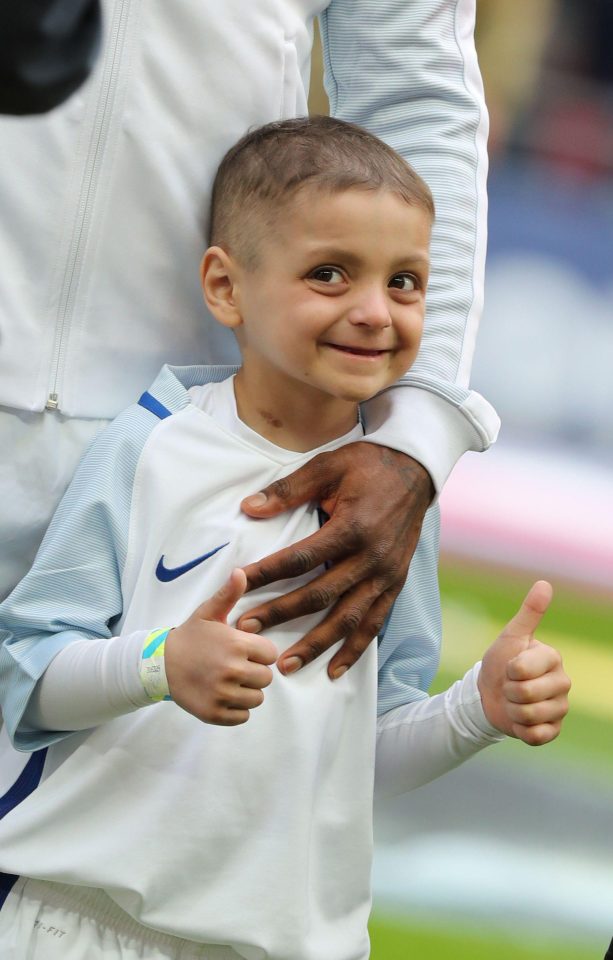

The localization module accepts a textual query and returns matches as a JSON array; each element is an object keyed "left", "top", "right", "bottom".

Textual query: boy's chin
[{"left": 330, "top": 379, "right": 395, "bottom": 405}]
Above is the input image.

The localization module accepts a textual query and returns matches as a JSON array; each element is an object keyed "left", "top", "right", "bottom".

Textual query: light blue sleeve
[
  {"left": 0, "top": 404, "right": 155, "bottom": 749},
  {"left": 376, "top": 505, "right": 441, "bottom": 715},
  {"left": 320, "top": 0, "right": 499, "bottom": 488}
]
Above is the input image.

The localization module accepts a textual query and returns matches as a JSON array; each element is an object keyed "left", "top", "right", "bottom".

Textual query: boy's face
[{"left": 213, "top": 186, "right": 431, "bottom": 407}]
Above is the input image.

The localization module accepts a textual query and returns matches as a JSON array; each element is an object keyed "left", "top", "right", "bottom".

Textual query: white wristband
[{"left": 140, "top": 628, "right": 173, "bottom": 702}]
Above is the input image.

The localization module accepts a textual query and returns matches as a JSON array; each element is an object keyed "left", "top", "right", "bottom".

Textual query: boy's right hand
[{"left": 165, "top": 569, "right": 278, "bottom": 726}]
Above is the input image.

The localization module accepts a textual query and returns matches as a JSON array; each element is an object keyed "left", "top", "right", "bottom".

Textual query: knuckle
[
  {"left": 518, "top": 679, "right": 537, "bottom": 702},
  {"left": 338, "top": 608, "right": 364, "bottom": 635},
  {"left": 351, "top": 633, "right": 374, "bottom": 654},
  {"left": 259, "top": 603, "right": 287, "bottom": 627},
  {"left": 269, "top": 476, "right": 292, "bottom": 501},
  {"left": 512, "top": 662, "right": 531, "bottom": 682},
  {"left": 369, "top": 543, "right": 392, "bottom": 567},
  {"left": 346, "top": 516, "right": 369, "bottom": 546},
  {"left": 234, "top": 664, "right": 250, "bottom": 686},
  {"left": 518, "top": 703, "right": 538, "bottom": 725},
  {"left": 290, "top": 549, "right": 317, "bottom": 577},
  {"left": 302, "top": 638, "right": 327, "bottom": 662},
  {"left": 367, "top": 612, "right": 389, "bottom": 638},
  {"left": 309, "top": 585, "right": 337, "bottom": 611}
]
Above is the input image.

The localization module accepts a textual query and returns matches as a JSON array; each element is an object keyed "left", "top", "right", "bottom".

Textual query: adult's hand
[{"left": 237, "top": 443, "right": 434, "bottom": 680}]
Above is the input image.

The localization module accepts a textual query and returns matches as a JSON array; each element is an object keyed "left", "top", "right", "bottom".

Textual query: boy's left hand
[{"left": 478, "top": 580, "right": 571, "bottom": 745}]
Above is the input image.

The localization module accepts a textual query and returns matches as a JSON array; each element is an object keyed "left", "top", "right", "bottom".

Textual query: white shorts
[
  {"left": 0, "top": 876, "right": 242, "bottom": 960},
  {"left": 0, "top": 407, "right": 108, "bottom": 600}
]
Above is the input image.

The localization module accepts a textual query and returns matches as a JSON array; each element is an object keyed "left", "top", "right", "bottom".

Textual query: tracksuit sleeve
[
  {"left": 375, "top": 662, "right": 505, "bottom": 798},
  {"left": 320, "top": 0, "right": 500, "bottom": 492},
  {"left": 0, "top": 405, "right": 152, "bottom": 750}
]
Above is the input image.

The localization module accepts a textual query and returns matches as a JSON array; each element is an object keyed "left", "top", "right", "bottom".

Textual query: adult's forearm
[{"left": 322, "top": 0, "right": 495, "bottom": 486}]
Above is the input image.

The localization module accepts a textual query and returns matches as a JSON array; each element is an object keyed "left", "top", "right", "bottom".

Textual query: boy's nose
[{"left": 346, "top": 288, "right": 391, "bottom": 328}]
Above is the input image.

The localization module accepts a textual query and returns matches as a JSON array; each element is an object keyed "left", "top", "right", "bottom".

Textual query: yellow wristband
[{"left": 140, "top": 628, "right": 173, "bottom": 702}]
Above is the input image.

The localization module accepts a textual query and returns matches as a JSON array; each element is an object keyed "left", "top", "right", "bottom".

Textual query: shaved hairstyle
[{"left": 209, "top": 115, "right": 434, "bottom": 268}]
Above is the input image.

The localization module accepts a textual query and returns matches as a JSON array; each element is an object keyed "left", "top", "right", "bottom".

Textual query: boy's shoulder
[{"left": 94, "top": 363, "right": 239, "bottom": 454}]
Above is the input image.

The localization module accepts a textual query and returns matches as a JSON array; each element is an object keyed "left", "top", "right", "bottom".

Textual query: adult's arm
[
  {"left": 0, "top": 0, "right": 101, "bottom": 115},
  {"left": 321, "top": 0, "right": 499, "bottom": 491}
]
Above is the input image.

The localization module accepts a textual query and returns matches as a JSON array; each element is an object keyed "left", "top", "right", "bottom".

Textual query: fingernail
[
  {"left": 281, "top": 656, "right": 303, "bottom": 675},
  {"left": 244, "top": 492, "right": 267, "bottom": 507},
  {"left": 240, "top": 618, "right": 262, "bottom": 634},
  {"left": 332, "top": 666, "right": 348, "bottom": 680}
]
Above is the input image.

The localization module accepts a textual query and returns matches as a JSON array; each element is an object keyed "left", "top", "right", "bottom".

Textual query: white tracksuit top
[
  {"left": 0, "top": 0, "right": 498, "bottom": 492},
  {"left": 0, "top": 367, "right": 502, "bottom": 959}
]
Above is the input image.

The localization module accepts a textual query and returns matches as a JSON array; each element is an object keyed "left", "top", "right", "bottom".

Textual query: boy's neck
[{"left": 233, "top": 368, "right": 360, "bottom": 452}]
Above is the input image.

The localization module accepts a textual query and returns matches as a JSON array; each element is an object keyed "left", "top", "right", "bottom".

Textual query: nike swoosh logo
[{"left": 155, "top": 542, "right": 229, "bottom": 582}]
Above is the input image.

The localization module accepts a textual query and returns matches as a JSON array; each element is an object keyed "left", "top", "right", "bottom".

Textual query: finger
[
  {"left": 214, "top": 708, "right": 251, "bottom": 727},
  {"left": 276, "top": 581, "right": 385, "bottom": 676},
  {"left": 241, "top": 634, "right": 278, "bottom": 666},
  {"left": 511, "top": 721, "right": 562, "bottom": 747},
  {"left": 220, "top": 686, "right": 266, "bottom": 711},
  {"left": 239, "top": 553, "right": 374, "bottom": 631},
  {"left": 240, "top": 518, "right": 359, "bottom": 593},
  {"left": 506, "top": 641, "right": 564, "bottom": 683},
  {"left": 237, "top": 662, "right": 274, "bottom": 691},
  {"left": 240, "top": 452, "right": 333, "bottom": 517},
  {"left": 504, "top": 666, "right": 571, "bottom": 704},
  {"left": 505, "top": 694, "right": 569, "bottom": 727},
  {"left": 196, "top": 569, "right": 247, "bottom": 623},
  {"left": 327, "top": 587, "right": 399, "bottom": 679},
  {"left": 503, "top": 581, "right": 553, "bottom": 639}
]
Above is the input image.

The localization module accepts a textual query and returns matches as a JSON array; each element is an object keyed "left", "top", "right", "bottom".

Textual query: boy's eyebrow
[{"left": 303, "top": 246, "right": 430, "bottom": 269}]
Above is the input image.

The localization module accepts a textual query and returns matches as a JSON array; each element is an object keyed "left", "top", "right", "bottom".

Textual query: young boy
[{"left": 0, "top": 117, "right": 569, "bottom": 960}]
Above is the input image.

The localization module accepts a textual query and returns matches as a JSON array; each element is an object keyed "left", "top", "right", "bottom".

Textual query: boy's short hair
[{"left": 209, "top": 115, "right": 434, "bottom": 268}]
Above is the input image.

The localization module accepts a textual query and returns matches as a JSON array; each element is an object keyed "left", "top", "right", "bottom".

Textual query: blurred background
[{"left": 308, "top": 2, "right": 613, "bottom": 957}]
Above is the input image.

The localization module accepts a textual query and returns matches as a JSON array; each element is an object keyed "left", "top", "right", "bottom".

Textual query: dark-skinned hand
[{"left": 236, "top": 442, "right": 435, "bottom": 680}]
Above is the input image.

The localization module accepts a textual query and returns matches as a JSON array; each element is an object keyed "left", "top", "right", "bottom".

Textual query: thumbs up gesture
[
  {"left": 165, "top": 569, "right": 278, "bottom": 726},
  {"left": 477, "top": 581, "right": 571, "bottom": 745}
]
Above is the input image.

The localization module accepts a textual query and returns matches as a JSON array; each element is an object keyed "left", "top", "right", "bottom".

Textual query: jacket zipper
[{"left": 46, "top": 0, "right": 131, "bottom": 411}]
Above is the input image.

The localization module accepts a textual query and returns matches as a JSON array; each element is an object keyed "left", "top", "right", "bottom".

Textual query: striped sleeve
[
  {"left": 321, "top": 0, "right": 500, "bottom": 490},
  {"left": 0, "top": 403, "right": 156, "bottom": 748},
  {"left": 376, "top": 505, "right": 441, "bottom": 714}
]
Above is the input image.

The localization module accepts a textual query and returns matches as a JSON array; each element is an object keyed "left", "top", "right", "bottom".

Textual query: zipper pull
[{"left": 46, "top": 393, "right": 59, "bottom": 410}]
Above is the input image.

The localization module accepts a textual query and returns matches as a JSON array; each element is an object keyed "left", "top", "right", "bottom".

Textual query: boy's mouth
[{"left": 325, "top": 343, "right": 390, "bottom": 358}]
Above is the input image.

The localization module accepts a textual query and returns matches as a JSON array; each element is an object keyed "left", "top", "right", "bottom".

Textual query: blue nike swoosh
[{"left": 155, "top": 543, "right": 229, "bottom": 582}]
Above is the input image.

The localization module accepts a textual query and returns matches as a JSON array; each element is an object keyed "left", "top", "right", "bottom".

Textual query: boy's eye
[
  {"left": 388, "top": 273, "right": 417, "bottom": 292},
  {"left": 309, "top": 267, "right": 344, "bottom": 284}
]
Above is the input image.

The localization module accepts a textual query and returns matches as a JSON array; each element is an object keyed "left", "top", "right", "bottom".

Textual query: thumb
[
  {"left": 195, "top": 568, "right": 247, "bottom": 623},
  {"left": 240, "top": 453, "right": 330, "bottom": 517},
  {"left": 502, "top": 580, "right": 553, "bottom": 643}
]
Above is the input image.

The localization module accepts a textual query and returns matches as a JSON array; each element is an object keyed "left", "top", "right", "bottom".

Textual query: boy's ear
[{"left": 200, "top": 246, "right": 243, "bottom": 328}]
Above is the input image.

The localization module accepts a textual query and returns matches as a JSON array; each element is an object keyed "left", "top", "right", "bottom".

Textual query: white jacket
[{"left": 0, "top": 0, "right": 498, "bottom": 490}]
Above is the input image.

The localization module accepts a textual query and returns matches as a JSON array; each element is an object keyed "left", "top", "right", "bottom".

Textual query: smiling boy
[
  {"left": 203, "top": 179, "right": 430, "bottom": 450},
  {"left": 0, "top": 117, "right": 569, "bottom": 960}
]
